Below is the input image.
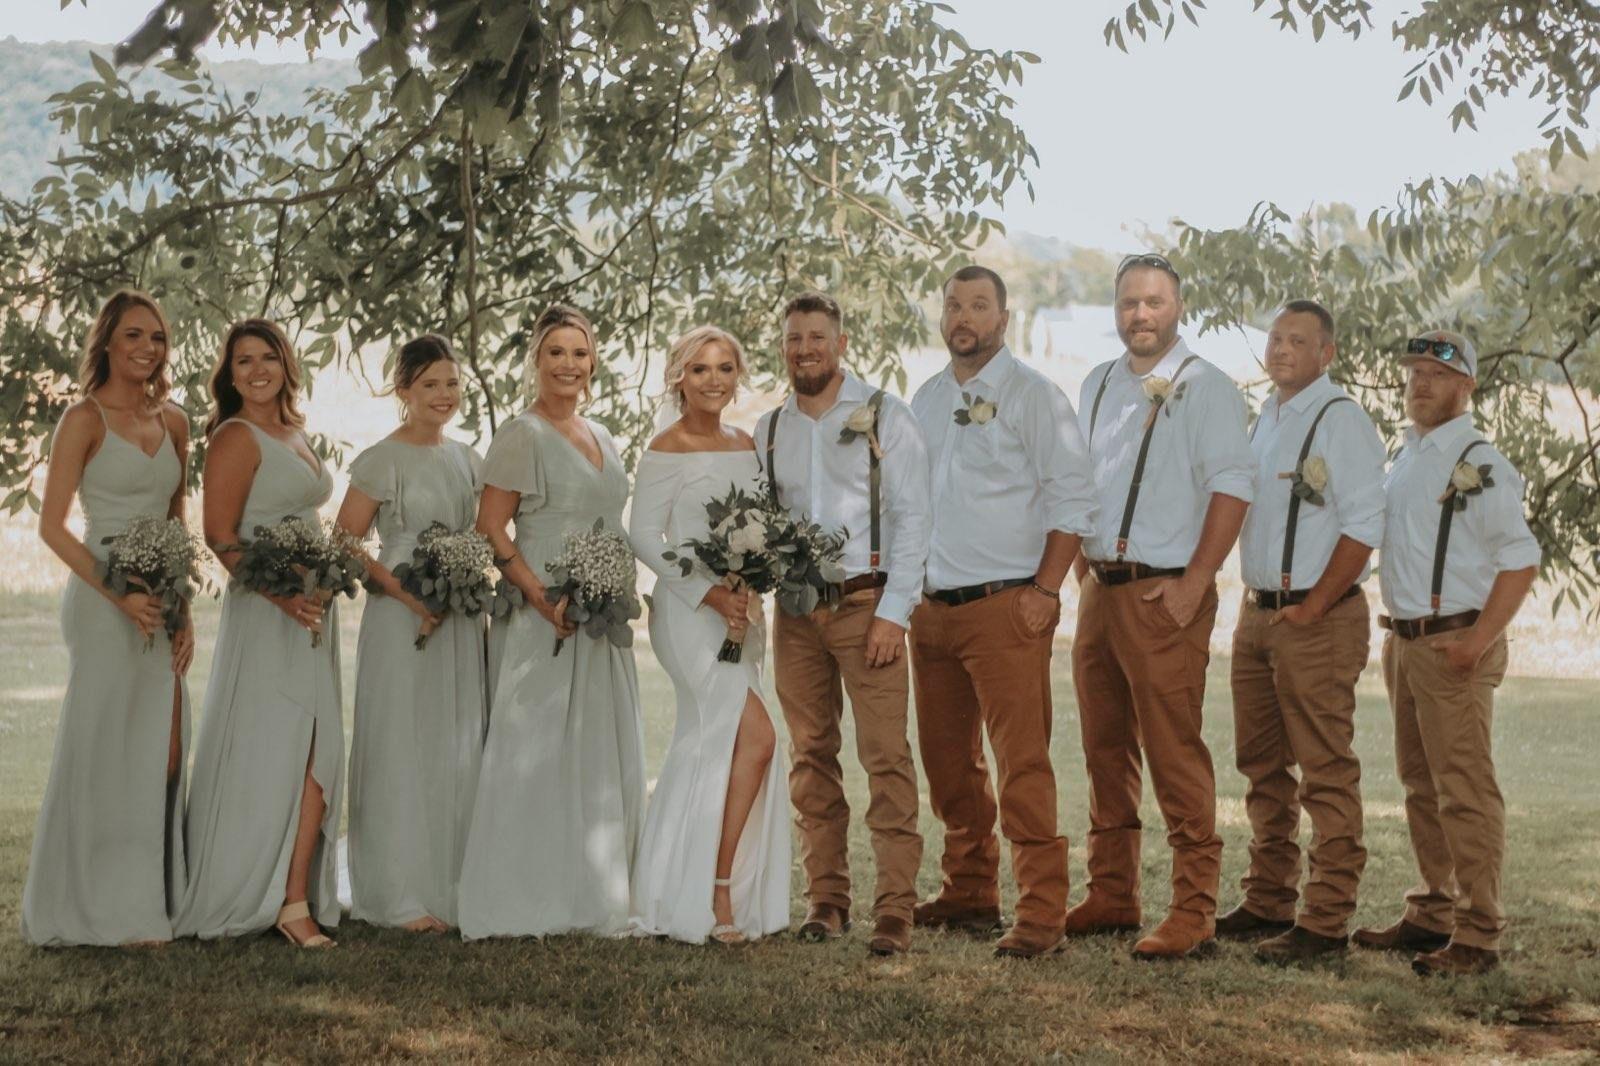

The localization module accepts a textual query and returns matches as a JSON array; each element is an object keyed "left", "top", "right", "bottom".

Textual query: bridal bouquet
[
  {"left": 664, "top": 485, "right": 847, "bottom": 663},
  {"left": 390, "top": 522, "right": 524, "bottom": 649},
  {"left": 98, "top": 515, "right": 206, "bottom": 650},
  {"left": 543, "top": 518, "right": 642, "bottom": 656},
  {"left": 223, "top": 515, "right": 365, "bottom": 647}
]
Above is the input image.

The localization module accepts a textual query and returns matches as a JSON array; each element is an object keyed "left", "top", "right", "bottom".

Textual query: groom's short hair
[
  {"left": 783, "top": 290, "right": 843, "bottom": 329},
  {"left": 944, "top": 265, "right": 1008, "bottom": 309}
]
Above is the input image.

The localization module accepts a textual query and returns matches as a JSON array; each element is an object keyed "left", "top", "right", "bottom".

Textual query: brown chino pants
[
  {"left": 1071, "top": 575, "right": 1222, "bottom": 930},
  {"left": 910, "top": 585, "right": 1066, "bottom": 930},
  {"left": 773, "top": 588, "right": 923, "bottom": 921},
  {"left": 1229, "top": 593, "right": 1370, "bottom": 937},
  {"left": 1382, "top": 629, "right": 1509, "bottom": 950}
]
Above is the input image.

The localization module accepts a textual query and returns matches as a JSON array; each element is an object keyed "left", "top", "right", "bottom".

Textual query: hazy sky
[{"left": 15, "top": 1, "right": 1586, "bottom": 250}]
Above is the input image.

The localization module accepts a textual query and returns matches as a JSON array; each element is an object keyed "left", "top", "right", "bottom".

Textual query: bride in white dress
[{"left": 628, "top": 326, "right": 790, "bottom": 944}]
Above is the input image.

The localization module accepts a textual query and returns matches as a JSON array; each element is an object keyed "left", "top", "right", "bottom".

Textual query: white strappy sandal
[{"left": 710, "top": 878, "right": 746, "bottom": 945}]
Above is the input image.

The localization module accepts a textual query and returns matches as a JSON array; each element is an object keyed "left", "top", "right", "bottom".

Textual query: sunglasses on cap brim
[{"left": 1404, "top": 337, "right": 1463, "bottom": 364}]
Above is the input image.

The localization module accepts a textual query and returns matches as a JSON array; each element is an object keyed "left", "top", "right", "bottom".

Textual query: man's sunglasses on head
[
  {"left": 1116, "top": 253, "right": 1181, "bottom": 284},
  {"left": 1405, "top": 337, "right": 1462, "bottom": 363}
]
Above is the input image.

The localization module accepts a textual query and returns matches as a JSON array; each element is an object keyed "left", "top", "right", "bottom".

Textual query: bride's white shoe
[{"left": 709, "top": 877, "right": 746, "bottom": 945}]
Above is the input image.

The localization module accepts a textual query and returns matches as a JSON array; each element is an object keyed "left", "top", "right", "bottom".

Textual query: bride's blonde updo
[{"left": 663, "top": 325, "right": 748, "bottom": 410}]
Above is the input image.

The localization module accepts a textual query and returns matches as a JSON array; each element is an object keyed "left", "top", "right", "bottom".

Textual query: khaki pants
[
  {"left": 1382, "top": 629, "right": 1509, "bottom": 950},
  {"left": 1071, "top": 576, "right": 1222, "bottom": 930},
  {"left": 910, "top": 585, "right": 1065, "bottom": 929},
  {"left": 1229, "top": 593, "right": 1370, "bottom": 937},
  {"left": 773, "top": 589, "right": 922, "bottom": 921}
]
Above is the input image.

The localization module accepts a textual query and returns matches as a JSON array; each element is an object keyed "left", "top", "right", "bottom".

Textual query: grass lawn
[{"left": 1, "top": 590, "right": 1597, "bottom": 1063}]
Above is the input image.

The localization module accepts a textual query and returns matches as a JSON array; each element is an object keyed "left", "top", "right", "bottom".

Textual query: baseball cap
[{"left": 1400, "top": 329, "right": 1476, "bottom": 378}]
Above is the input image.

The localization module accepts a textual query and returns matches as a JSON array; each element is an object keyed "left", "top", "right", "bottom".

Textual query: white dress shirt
[
  {"left": 910, "top": 346, "right": 1097, "bottom": 590},
  {"left": 1379, "top": 413, "right": 1542, "bottom": 619},
  {"left": 1239, "top": 375, "right": 1386, "bottom": 591},
  {"left": 1077, "top": 338, "right": 1255, "bottom": 566},
  {"left": 755, "top": 372, "right": 931, "bottom": 628}
]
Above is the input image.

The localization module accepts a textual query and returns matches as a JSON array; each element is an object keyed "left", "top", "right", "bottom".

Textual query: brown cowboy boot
[
  {"left": 1412, "top": 941, "right": 1500, "bottom": 977},
  {"left": 1351, "top": 917, "right": 1450, "bottom": 954},
  {"left": 1214, "top": 904, "right": 1295, "bottom": 941},
  {"left": 911, "top": 896, "right": 1004, "bottom": 934},
  {"left": 797, "top": 903, "right": 851, "bottom": 942},
  {"left": 1063, "top": 894, "right": 1141, "bottom": 937},
  {"left": 994, "top": 922, "right": 1067, "bottom": 959},
  {"left": 867, "top": 915, "right": 912, "bottom": 956},
  {"left": 1132, "top": 914, "right": 1216, "bottom": 961},
  {"left": 1254, "top": 925, "right": 1349, "bottom": 965}
]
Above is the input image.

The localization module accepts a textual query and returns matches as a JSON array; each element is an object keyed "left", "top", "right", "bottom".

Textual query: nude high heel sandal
[
  {"left": 709, "top": 878, "right": 746, "bottom": 945},
  {"left": 275, "top": 900, "right": 336, "bottom": 948}
]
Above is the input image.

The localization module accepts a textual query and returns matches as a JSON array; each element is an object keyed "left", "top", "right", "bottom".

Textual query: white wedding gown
[{"left": 627, "top": 449, "right": 790, "bottom": 943}]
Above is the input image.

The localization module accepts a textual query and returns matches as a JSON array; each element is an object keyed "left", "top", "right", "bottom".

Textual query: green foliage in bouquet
[
  {"left": 97, "top": 514, "right": 206, "bottom": 650},
  {"left": 665, "top": 485, "right": 848, "bottom": 619},
  {"left": 543, "top": 517, "right": 641, "bottom": 656},
  {"left": 389, "top": 522, "right": 524, "bottom": 649},
  {"left": 221, "top": 515, "right": 364, "bottom": 646}
]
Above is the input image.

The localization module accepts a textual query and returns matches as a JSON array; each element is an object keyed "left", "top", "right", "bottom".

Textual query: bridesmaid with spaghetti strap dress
[
  {"left": 22, "top": 290, "right": 194, "bottom": 947},
  {"left": 336, "top": 336, "right": 487, "bottom": 933},
  {"left": 176, "top": 319, "right": 343, "bottom": 948}
]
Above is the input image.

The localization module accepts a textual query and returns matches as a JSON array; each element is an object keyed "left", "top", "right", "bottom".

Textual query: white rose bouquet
[
  {"left": 390, "top": 522, "right": 524, "bottom": 649},
  {"left": 222, "top": 515, "right": 364, "bottom": 647},
  {"left": 543, "top": 518, "right": 642, "bottom": 656},
  {"left": 98, "top": 515, "right": 206, "bottom": 650},
  {"left": 664, "top": 485, "right": 847, "bottom": 662}
]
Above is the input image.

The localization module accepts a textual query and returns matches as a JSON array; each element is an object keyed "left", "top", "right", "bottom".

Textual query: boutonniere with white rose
[
  {"left": 953, "top": 392, "right": 998, "bottom": 427},
  {"left": 1141, "top": 375, "right": 1189, "bottom": 429},
  {"left": 837, "top": 393, "right": 885, "bottom": 459},
  {"left": 1438, "top": 459, "right": 1495, "bottom": 511},
  {"left": 1278, "top": 455, "right": 1330, "bottom": 506}
]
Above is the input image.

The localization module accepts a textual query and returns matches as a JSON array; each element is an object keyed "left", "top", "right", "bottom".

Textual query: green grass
[{"left": 1, "top": 590, "right": 1597, "bottom": 1063}]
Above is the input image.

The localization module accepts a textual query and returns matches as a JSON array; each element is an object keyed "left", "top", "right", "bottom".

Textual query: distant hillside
[{"left": 0, "top": 37, "right": 357, "bottom": 198}]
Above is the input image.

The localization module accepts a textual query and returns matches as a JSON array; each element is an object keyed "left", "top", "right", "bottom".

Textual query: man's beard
[
  {"left": 945, "top": 325, "right": 1003, "bottom": 360},
  {"left": 792, "top": 366, "right": 839, "bottom": 396}
]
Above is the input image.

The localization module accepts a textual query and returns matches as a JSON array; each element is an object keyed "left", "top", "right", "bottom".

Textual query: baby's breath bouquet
[
  {"left": 664, "top": 485, "right": 847, "bottom": 663},
  {"left": 98, "top": 515, "right": 206, "bottom": 650},
  {"left": 390, "top": 522, "right": 524, "bottom": 649},
  {"left": 543, "top": 517, "right": 642, "bottom": 656},
  {"left": 222, "top": 515, "right": 365, "bottom": 647}
]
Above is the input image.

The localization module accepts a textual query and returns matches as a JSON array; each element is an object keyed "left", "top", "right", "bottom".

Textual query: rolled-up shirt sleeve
[
  {"left": 1020, "top": 379, "right": 1097, "bottom": 537},
  {"left": 1328, "top": 404, "right": 1387, "bottom": 550},
  {"left": 874, "top": 401, "right": 930, "bottom": 627},
  {"left": 1189, "top": 375, "right": 1256, "bottom": 503},
  {"left": 1472, "top": 453, "right": 1543, "bottom": 572}
]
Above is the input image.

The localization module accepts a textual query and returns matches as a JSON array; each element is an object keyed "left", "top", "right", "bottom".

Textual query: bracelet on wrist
[{"left": 1030, "top": 581, "right": 1060, "bottom": 600}]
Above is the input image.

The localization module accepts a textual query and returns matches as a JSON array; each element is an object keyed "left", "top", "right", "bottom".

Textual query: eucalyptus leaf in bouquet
[
  {"left": 664, "top": 485, "right": 846, "bottom": 662},
  {"left": 390, "top": 522, "right": 524, "bottom": 648},
  {"left": 97, "top": 515, "right": 207, "bottom": 650},
  {"left": 220, "top": 515, "right": 365, "bottom": 647},
  {"left": 543, "top": 517, "right": 642, "bottom": 656}
]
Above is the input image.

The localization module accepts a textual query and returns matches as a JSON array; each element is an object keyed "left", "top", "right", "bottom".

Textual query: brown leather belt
[
  {"left": 1378, "top": 610, "right": 1480, "bottom": 640},
  {"left": 926, "top": 577, "right": 1031, "bottom": 607},
  {"left": 1247, "top": 585, "right": 1364, "bottom": 611},
  {"left": 838, "top": 572, "right": 888, "bottom": 597},
  {"left": 1088, "top": 561, "right": 1185, "bottom": 587}
]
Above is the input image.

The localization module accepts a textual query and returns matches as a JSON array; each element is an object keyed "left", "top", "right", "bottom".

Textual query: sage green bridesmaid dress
[
  {"left": 174, "top": 419, "right": 343, "bottom": 938},
  {"left": 457, "top": 412, "right": 645, "bottom": 939},
  {"left": 346, "top": 437, "right": 487, "bottom": 929},
  {"left": 20, "top": 400, "right": 190, "bottom": 946}
]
